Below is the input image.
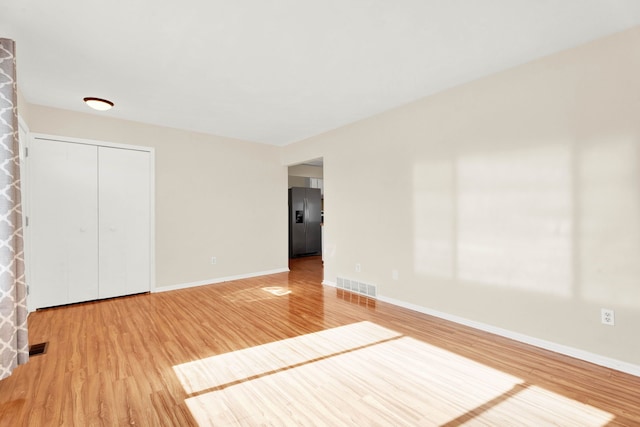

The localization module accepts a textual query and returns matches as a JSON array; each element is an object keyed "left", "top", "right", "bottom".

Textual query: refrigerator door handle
[{"left": 304, "top": 197, "right": 308, "bottom": 233}]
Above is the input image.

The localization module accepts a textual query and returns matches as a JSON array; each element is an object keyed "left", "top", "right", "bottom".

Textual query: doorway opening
[{"left": 287, "top": 158, "right": 324, "bottom": 273}]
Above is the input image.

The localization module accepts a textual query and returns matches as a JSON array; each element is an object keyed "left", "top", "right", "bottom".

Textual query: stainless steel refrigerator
[{"left": 289, "top": 187, "right": 322, "bottom": 258}]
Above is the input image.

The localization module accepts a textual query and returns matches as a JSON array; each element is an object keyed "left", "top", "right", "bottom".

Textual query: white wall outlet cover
[{"left": 601, "top": 308, "right": 615, "bottom": 326}]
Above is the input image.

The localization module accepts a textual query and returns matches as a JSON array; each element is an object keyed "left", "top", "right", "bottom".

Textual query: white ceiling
[{"left": 3, "top": 1, "right": 640, "bottom": 146}]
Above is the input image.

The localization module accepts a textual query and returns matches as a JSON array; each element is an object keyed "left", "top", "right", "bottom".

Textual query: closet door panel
[
  {"left": 98, "top": 147, "right": 150, "bottom": 298},
  {"left": 30, "top": 140, "right": 99, "bottom": 308}
]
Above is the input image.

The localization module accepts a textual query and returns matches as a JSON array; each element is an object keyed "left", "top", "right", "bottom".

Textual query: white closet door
[
  {"left": 30, "top": 140, "right": 99, "bottom": 308},
  {"left": 98, "top": 147, "right": 150, "bottom": 298}
]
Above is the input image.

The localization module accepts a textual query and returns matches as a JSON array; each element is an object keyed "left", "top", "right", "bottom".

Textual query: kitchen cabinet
[{"left": 306, "top": 177, "right": 324, "bottom": 197}]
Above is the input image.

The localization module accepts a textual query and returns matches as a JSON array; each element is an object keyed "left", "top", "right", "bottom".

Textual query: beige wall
[
  {"left": 24, "top": 105, "right": 288, "bottom": 288},
  {"left": 282, "top": 28, "right": 640, "bottom": 366}
]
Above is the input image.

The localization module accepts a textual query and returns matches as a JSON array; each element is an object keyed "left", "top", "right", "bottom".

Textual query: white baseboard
[
  {"left": 155, "top": 268, "right": 289, "bottom": 293},
  {"left": 323, "top": 280, "right": 640, "bottom": 377},
  {"left": 377, "top": 295, "right": 640, "bottom": 378}
]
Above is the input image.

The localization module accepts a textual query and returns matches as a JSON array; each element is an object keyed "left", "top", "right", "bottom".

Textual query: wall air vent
[{"left": 336, "top": 277, "right": 377, "bottom": 298}]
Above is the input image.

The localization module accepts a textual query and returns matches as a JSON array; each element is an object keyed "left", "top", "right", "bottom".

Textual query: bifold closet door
[
  {"left": 29, "top": 140, "right": 99, "bottom": 308},
  {"left": 98, "top": 147, "right": 150, "bottom": 299}
]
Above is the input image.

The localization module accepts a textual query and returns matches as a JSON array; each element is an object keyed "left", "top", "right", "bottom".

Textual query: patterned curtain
[{"left": 0, "top": 38, "right": 28, "bottom": 380}]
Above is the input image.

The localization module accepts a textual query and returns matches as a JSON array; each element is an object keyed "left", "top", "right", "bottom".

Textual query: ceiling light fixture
[{"left": 83, "top": 97, "right": 114, "bottom": 111}]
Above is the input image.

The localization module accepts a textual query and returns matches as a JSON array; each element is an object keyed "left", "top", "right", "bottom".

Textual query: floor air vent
[
  {"left": 336, "top": 277, "right": 377, "bottom": 298},
  {"left": 29, "top": 342, "right": 48, "bottom": 356}
]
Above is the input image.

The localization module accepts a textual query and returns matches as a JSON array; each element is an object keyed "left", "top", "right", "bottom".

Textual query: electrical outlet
[
  {"left": 392, "top": 269, "right": 399, "bottom": 280},
  {"left": 355, "top": 263, "right": 361, "bottom": 273},
  {"left": 211, "top": 256, "right": 217, "bottom": 265},
  {"left": 601, "top": 308, "right": 615, "bottom": 326}
]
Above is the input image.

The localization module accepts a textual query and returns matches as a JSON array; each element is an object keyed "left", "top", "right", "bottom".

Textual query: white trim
[
  {"left": 148, "top": 148, "right": 156, "bottom": 293},
  {"left": 26, "top": 133, "right": 157, "bottom": 299},
  {"left": 18, "top": 115, "right": 29, "bottom": 135},
  {"left": 30, "top": 132, "right": 153, "bottom": 153},
  {"left": 375, "top": 294, "right": 640, "bottom": 378},
  {"left": 154, "top": 268, "right": 290, "bottom": 293},
  {"left": 18, "top": 115, "right": 31, "bottom": 312},
  {"left": 322, "top": 279, "right": 640, "bottom": 377}
]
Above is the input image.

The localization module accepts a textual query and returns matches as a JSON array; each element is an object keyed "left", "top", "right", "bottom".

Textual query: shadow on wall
[{"left": 413, "top": 136, "right": 640, "bottom": 308}]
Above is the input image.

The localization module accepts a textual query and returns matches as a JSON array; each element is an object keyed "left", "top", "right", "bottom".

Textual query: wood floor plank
[{"left": 0, "top": 255, "right": 639, "bottom": 425}]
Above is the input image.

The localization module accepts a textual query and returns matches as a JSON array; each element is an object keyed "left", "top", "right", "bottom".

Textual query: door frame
[{"left": 24, "top": 133, "right": 156, "bottom": 310}]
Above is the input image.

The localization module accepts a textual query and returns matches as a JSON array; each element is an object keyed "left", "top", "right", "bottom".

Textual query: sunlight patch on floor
[
  {"left": 177, "top": 322, "right": 613, "bottom": 426},
  {"left": 173, "top": 321, "right": 401, "bottom": 394},
  {"left": 467, "top": 384, "right": 613, "bottom": 426},
  {"left": 261, "top": 286, "right": 292, "bottom": 296}
]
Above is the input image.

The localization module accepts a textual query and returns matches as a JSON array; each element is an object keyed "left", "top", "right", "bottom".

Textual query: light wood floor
[{"left": 1, "top": 256, "right": 639, "bottom": 426}]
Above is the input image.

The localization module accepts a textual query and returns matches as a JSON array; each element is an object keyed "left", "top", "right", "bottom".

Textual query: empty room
[{"left": 1, "top": 1, "right": 640, "bottom": 426}]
